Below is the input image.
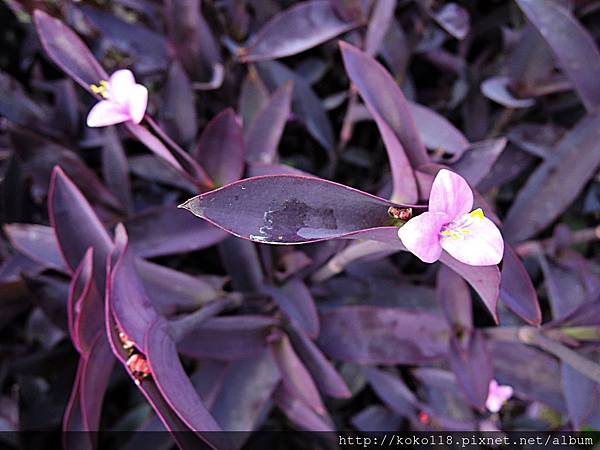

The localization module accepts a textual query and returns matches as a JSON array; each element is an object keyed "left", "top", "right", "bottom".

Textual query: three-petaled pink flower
[
  {"left": 86, "top": 69, "right": 148, "bottom": 127},
  {"left": 485, "top": 379, "right": 513, "bottom": 413},
  {"left": 398, "top": 169, "right": 504, "bottom": 266}
]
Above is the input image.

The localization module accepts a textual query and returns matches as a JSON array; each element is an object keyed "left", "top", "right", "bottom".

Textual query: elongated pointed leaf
[
  {"left": 4, "top": 223, "right": 66, "bottom": 272},
  {"left": 245, "top": 82, "right": 293, "bottom": 164},
  {"left": 505, "top": 112, "right": 600, "bottom": 242},
  {"left": 448, "top": 331, "right": 492, "bottom": 411},
  {"left": 287, "top": 324, "right": 351, "bottom": 399},
  {"left": 364, "top": 367, "right": 417, "bottom": 416},
  {"left": 317, "top": 306, "right": 449, "bottom": 364},
  {"left": 516, "top": 0, "right": 600, "bottom": 112},
  {"left": 340, "top": 41, "right": 428, "bottom": 167},
  {"left": 436, "top": 265, "right": 472, "bottom": 331},
  {"left": 273, "top": 384, "right": 334, "bottom": 431},
  {"left": 194, "top": 108, "right": 245, "bottom": 186},
  {"left": 48, "top": 167, "right": 113, "bottom": 290},
  {"left": 268, "top": 278, "right": 319, "bottom": 338},
  {"left": 269, "top": 333, "right": 326, "bottom": 416},
  {"left": 240, "top": 1, "right": 359, "bottom": 62},
  {"left": 180, "top": 175, "right": 409, "bottom": 245},
  {"left": 499, "top": 245, "right": 541, "bottom": 325},
  {"left": 364, "top": 0, "right": 396, "bottom": 56},
  {"left": 450, "top": 138, "right": 507, "bottom": 186}
]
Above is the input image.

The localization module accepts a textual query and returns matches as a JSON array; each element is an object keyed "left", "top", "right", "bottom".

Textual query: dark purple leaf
[
  {"left": 269, "top": 332, "right": 326, "bottom": 416},
  {"left": 516, "top": 0, "right": 600, "bottom": 112},
  {"left": 244, "top": 82, "right": 293, "bottom": 164},
  {"left": 287, "top": 323, "right": 351, "bottom": 399},
  {"left": 239, "top": 69, "right": 270, "bottom": 131},
  {"left": 340, "top": 41, "right": 429, "bottom": 167},
  {"left": 257, "top": 60, "right": 335, "bottom": 152},
  {"left": 504, "top": 113, "right": 600, "bottom": 242},
  {"left": 481, "top": 76, "right": 535, "bottom": 108},
  {"left": 3, "top": 223, "right": 66, "bottom": 272},
  {"left": 562, "top": 354, "right": 600, "bottom": 430},
  {"left": 448, "top": 331, "right": 492, "bottom": 411},
  {"left": 177, "top": 316, "right": 277, "bottom": 360},
  {"left": 268, "top": 278, "right": 319, "bottom": 338},
  {"left": 499, "top": 245, "right": 541, "bottom": 325},
  {"left": 317, "top": 306, "right": 449, "bottom": 364},
  {"left": 450, "top": 138, "right": 507, "bottom": 186},
  {"left": 407, "top": 101, "right": 470, "bottom": 155},
  {"left": 351, "top": 405, "right": 403, "bottom": 432},
  {"left": 126, "top": 206, "right": 227, "bottom": 258},
  {"left": 160, "top": 61, "right": 198, "bottom": 146},
  {"left": 240, "top": 1, "right": 360, "bottom": 62},
  {"left": 194, "top": 108, "right": 245, "bottom": 186},
  {"left": 164, "top": 0, "right": 221, "bottom": 81},
  {"left": 436, "top": 265, "right": 472, "bottom": 331},
  {"left": 48, "top": 167, "right": 113, "bottom": 290},
  {"left": 364, "top": 367, "right": 417, "bottom": 416},
  {"left": 490, "top": 341, "right": 566, "bottom": 412},
  {"left": 211, "top": 351, "right": 280, "bottom": 431},
  {"left": 33, "top": 10, "right": 107, "bottom": 92},
  {"left": 101, "top": 128, "right": 133, "bottom": 214},
  {"left": 180, "top": 175, "right": 410, "bottom": 245},
  {"left": 431, "top": 3, "right": 470, "bottom": 40}
]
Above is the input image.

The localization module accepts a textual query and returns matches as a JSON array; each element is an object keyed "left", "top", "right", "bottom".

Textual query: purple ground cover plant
[{"left": 0, "top": 1, "right": 599, "bottom": 449}]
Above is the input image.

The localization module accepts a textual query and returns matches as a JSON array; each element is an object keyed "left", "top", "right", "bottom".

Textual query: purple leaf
[
  {"left": 3, "top": 223, "right": 66, "bottom": 272},
  {"left": 240, "top": 1, "right": 360, "bottom": 62},
  {"left": 364, "top": 0, "right": 397, "bottom": 56},
  {"left": 177, "top": 316, "right": 277, "bottom": 360},
  {"left": 516, "top": 0, "right": 600, "bottom": 112},
  {"left": 490, "top": 341, "right": 566, "bottom": 412},
  {"left": 126, "top": 206, "right": 227, "bottom": 258},
  {"left": 244, "top": 82, "right": 293, "bottom": 164},
  {"left": 287, "top": 323, "right": 351, "bottom": 399},
  {"left": 431, "top": 3, "right": 470, "bottom": 40},
  {"left": 448, "top": 331, "right": 492, "bottom": 411},
  {"left": 505, "top": 113, "right": 600, "bottom": 242},
  {"left": 407, "top": 101, "right": 470, "bottom": 155},
  {"left": 450, "top": 138, "right": 507, "bottom": 186},
  {"left": 267, "top": 278, "right": 319, "bottom": 338},
  {"left": 239, "top": 69, "right": 270, "bottom": 131},
  {"left": 317, "top": 306, "right": 449, "bottom": 364},
  {"left": 364, "top": 367, "right": 417, "bottom": 416},
  {"left": 48, "top": 167, "right": 113, "bottom": 289},
  {"left": 101, "top": 128, "right": 133, "bottom": 214},
  {"left": 351, "top": 405, "right": 403, "bottom": 432},
  {"left": 269, "top": 332, "right": 326, "bottom": 416},
  {"left": 256, "top": 61, "right": 335, "bottom": 152},
  {"left": 436, "top": 265, "right": 473, "bottom": 331},
  {"left": 194, "top": 108, "right": 245, "bottom": 186},
  {"left": 340, "top": 41, "right": 429, "bottom": 167},
  {"left": 180, "top": 175, "right": 410, "bottom": 245},
  {"left": 211, "top": 351, "right": 280, "bottom": 431},
  {"left": 164, "top": 0, "right": 221, "bottom": 81},
  {"left": 273, "top": 384, "right": 334, "bottom": 431},
  {"left": 33, "top": 10, "right": 107, "bottom": 92},
  {"left": 499, "top": 245, "right": 541, "bottom": 325},
  {"left": 562, "top": 358, "right": 600, "bottom": 430},
  {"left": 481, "top": 76, "right": 535, "bottom": 108},
  {"left": 160, "top": 61, "right": 198, "bottom": 146}
]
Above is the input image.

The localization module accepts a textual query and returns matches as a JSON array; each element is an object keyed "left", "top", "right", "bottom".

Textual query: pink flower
[
  {"left": 86, "top": 69, "right": 148, "bottom": 127},
  {"left": 485, "top": 379, "right": 513, "bottom": 413},
  {"left": 398, "top": 169, "right": 504, "bottom": 266}
]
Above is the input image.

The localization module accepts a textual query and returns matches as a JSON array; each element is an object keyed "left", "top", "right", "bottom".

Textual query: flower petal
[
  {"left": 397, "top": 212, "right": 449, "bottom": 263},
  {"left": 440, "top": 215, "right": 504, "bottom": 266},
  {"left": 429, "top": 169, "right": 473, "bottom": 218},
  {"left": 86, "top": 100, "right": 131, "bottom": 127},
  {"left": 109, "top": 69, "right": 136, "bottom": 102},
  {"left": 127, "top": 84, "right": 148, "bottom": 124}
]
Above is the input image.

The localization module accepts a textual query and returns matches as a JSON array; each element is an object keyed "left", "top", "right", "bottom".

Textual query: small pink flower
[
  {"left": 485, "top": 379, "right": 513, "bottom": 413},
  {"left": 398, "top": 169, "right": 504, "bottom": 266},
  {"left": 86, "top": 69, "right": 148, "bottom": 127}
]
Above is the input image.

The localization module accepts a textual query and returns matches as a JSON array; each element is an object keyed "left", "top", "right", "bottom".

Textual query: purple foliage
[{"left": 1, "top": 1, "right": 600, "bottom": 448}]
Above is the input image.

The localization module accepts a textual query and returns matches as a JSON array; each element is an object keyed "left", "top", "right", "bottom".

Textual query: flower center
[
  {"left": 439, "top": 208, "right": 484, "bottom": 240},
  {"left": 90, "top": 80, "right": 110, "bottom": 99}
]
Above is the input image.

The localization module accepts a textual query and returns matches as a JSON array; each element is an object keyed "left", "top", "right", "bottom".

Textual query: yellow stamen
[
  {"left": 90, "top": 80, "right": 109, "bottom": 99},
  {"left": 461, "top": 229, "right": 471, "bottom": 235},
  {"left": 469, "top": 208, "right": 484, "bottom": 219}
]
